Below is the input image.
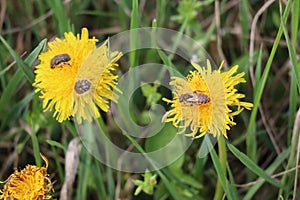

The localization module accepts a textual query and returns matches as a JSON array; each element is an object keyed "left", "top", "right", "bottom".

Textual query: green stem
[
  {"left": 213, "top": 136, "right": 227, "bottom": 200},
  {"left": 97, "top": 117, "right": 115, "bottom": 199},
  {"left": 168, "top": 18, "right": 188, "bottom": 61},
  {"left": 156, "top": 18, "right": 188, "bottom": 81}
]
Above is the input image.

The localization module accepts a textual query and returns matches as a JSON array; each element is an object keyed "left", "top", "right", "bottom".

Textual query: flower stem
[{"left": 213, "top": 136, "right": 227, "bottom": 200}]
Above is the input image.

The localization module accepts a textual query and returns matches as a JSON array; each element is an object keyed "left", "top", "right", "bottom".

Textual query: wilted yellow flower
[
  {"left": 33, "top": 28, "right": 122, "bottom": 123},
  {"left": 162, "top": 60, "right": 253, "bottom": 138},
  {"left": 0, "top": 156, "right": 53, "bottom": 200}
]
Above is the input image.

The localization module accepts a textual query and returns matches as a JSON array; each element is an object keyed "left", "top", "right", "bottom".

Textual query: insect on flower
[
  {"left": 74, "top": 79, "right": 91, "bottom": 95},
  {"left": 33, "top": 28, "right": 123, "bottom": 123},
  {"left": 179, "top": 90, "right": 210, "bottom": 105},
  {"left": 50, "top": 53, "right": 71, "bottom": 69},
  {"left": 162, "top": 60, "right": 253, "bottom": 138}
]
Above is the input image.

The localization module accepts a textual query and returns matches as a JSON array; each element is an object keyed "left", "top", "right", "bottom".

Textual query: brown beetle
[
  {"left": 74, "top": 79, "right": 91, "bottom": 95},
  {"left": 50, "top": 53, "right": 71, "bottom": 69}
]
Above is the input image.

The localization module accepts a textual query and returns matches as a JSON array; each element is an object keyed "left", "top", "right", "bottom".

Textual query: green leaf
[
  {"left": 244, "top": 149, "right": 290, "bottom": 200},
  {"left": 239, "top": 0, "right": 250, "bottom": 48},
  {"left": 227, "top": 143, "right": 284, "bottom": 189},
  {"left": 76, "top": 147, "right": 90, "bottom": 200},
  {"left": 157, "top": 49, "right": 175, "bottom": 69},
  {"left": 280, "top": 6, "right": 300, "bottom": 92},
  {"left": 92, "top": 161, "right": 108, "bottom": 199},
  {"left": 287, "top": 0, "right": 300, "bottom": 141},
  {"left": 130, "top": 0, "right": 139, "bottom": 68},
  {"left": 0, "top": 39, "right": 47, "bottom": 114},
  {"left": 226, "top": 163, "right": 240, "bottom": 199},
  {"left": 26, "top": 39, "right": 47, "bottom": 66},
  {"left": 47, "top": 0, "right": 69, "bottom": 34},
  {"left": 0, "top": 35, "right": 36, "bottom": 83},
  {"left": 171, "top": 169, "right": 203, "bottom": 189},
  {"left": 0, "top": 92, "right": 34, "bottom": 130},
  {"left": 254, "top": 45, "right": 263, "bottom": 93},
  {"left": 47, "top": 139, "right": 67, "bottom": 152},
  {"left": 32, "top": 132, "right": 41, "bottom": 167},
  {"left": 246, "top": 0, "right": 292, "bottom": 170}
]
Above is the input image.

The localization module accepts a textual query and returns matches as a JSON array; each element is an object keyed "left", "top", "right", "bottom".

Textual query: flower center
[{"left": 74, "top": 79, "right": 91, "bottom": 94}]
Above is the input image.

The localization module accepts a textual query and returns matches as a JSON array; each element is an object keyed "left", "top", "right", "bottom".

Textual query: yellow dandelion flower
[
  {"left": 162, "top": 60, "right": 253, "bottom": 139},
  {"left": 0, "top": 155, "right": 53, "bottom": 200},
  {"left": 33, "top": 28, "right": 122, "bottom": 123}
]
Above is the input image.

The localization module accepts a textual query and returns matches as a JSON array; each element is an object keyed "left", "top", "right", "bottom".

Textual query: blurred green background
[{"left": 0, "top": 0, "right": 299, "bottom": 199}]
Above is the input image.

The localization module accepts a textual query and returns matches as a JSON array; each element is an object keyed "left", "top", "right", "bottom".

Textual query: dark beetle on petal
[
  {"left": 50, "top": 53, "right": 71, "bottom": 69},
  {"left": 74, "top": 79, "right": 91, "bottom": 95}
]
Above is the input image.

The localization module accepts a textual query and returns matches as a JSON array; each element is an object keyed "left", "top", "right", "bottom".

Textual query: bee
[
  {"left": 74, "top": 79, "right": 91, "bottom": 94},
  {"left": 50, "top": 53, "right": 71, "bottom": 69},
  {"left": 179, "top": 90, "right": 210, "bottom": 105}
]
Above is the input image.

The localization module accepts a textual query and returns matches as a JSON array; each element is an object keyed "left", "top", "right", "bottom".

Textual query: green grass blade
[
  {"left": 246, "top": 0, "right": 292, "bottom": 166},
  {"left": 93, "top": 161, "right": 107, "bottom": 199},
  {"left": 118, "top": 0, "right": 129, "bottom": 29},
  {"left": 50, "top": 145, "right": 65, "bottom": 183},
  {"left": 130, "top": 0, "right": 139, "bottom": 68},
  {"left": 0, "top": 69, "right": 23, "bottom": 114},
  {"left": 244, "top": 149, "right": 290, "bottom": 200},
  {"left": 193, "top": 157, "right": 207, "bottom": 180},
  {"left": 76, "top": 147, "right": 90, "bottom": 200},
  {"left": 0, "top": 92, "right": 34, "bottom": 131},
  {"left": 213, "top": 136, "right": 229, "bottom": 200},
  {"left": 226, "top": 163, "right": 240, "bottom": 199},
  {"left": 288, "top": 73, "right": 298, "bottom": 142},
  {"left": 47, "top": 139, "right": 67, "bottom": 152},
  {"left": 254, "top": 45, "right": 263, "bottom": 93},
  {"left": 248, "top": 0, "right": 292, "bottom": 129},
  {"left": 156, "top": 0, "right": 167, "bottom": 26},
  {"left": 130, "top": 0, "right": 138, "bottom": 30},
  {"left": 227, "top": 143, "right": 284, "bottom": 189},
  {"left": 26, "top": 39, "right": 47, "bottom": 65},
  {"left": 286, "top": 0, "right": 299, "bottom": 142},
  {"left": 47, "top": 0, "right": 69, "bottom": 34},
  {"left": 63, "top": 121, "right": 78, "bottom": 137},
  {"left": 157, "top": 49, "right": 175, "bottom": 69},
  {"left": 32, "top": 132, "right": 41, "bottom": 167},
  {"left": 106, "top": 165, "right": 115, "bottom": 199},
  {"left": 279, "top": 2, "right": 300, "bottom": 196},
  {"left": 239, "top": 0, "right": 249, "bottom": 48},
  {"left": 96, "top": 117, "right": 115, "bottom": 199},
  {"left": 291, "top": 0, "right": 299, "bottom": 47},
  {"left": 0, "top": 35, "right": 34, "bottom": 83},
  {"left": 168, "top": 19, "right": 188, "bottom": 61},
  {"left": 0, "top": 39, "right": 46, "bottom": 118},
  {"left": 280, "top": 7, "right": 300, "bottom": 92},
  {"left": 245, "top": 46, "right": 263, "bottom": 174}
]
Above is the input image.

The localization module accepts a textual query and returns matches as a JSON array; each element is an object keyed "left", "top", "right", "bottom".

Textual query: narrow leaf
[{"left": 227, "top": 143, "right": 284, "bottom": 189}]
